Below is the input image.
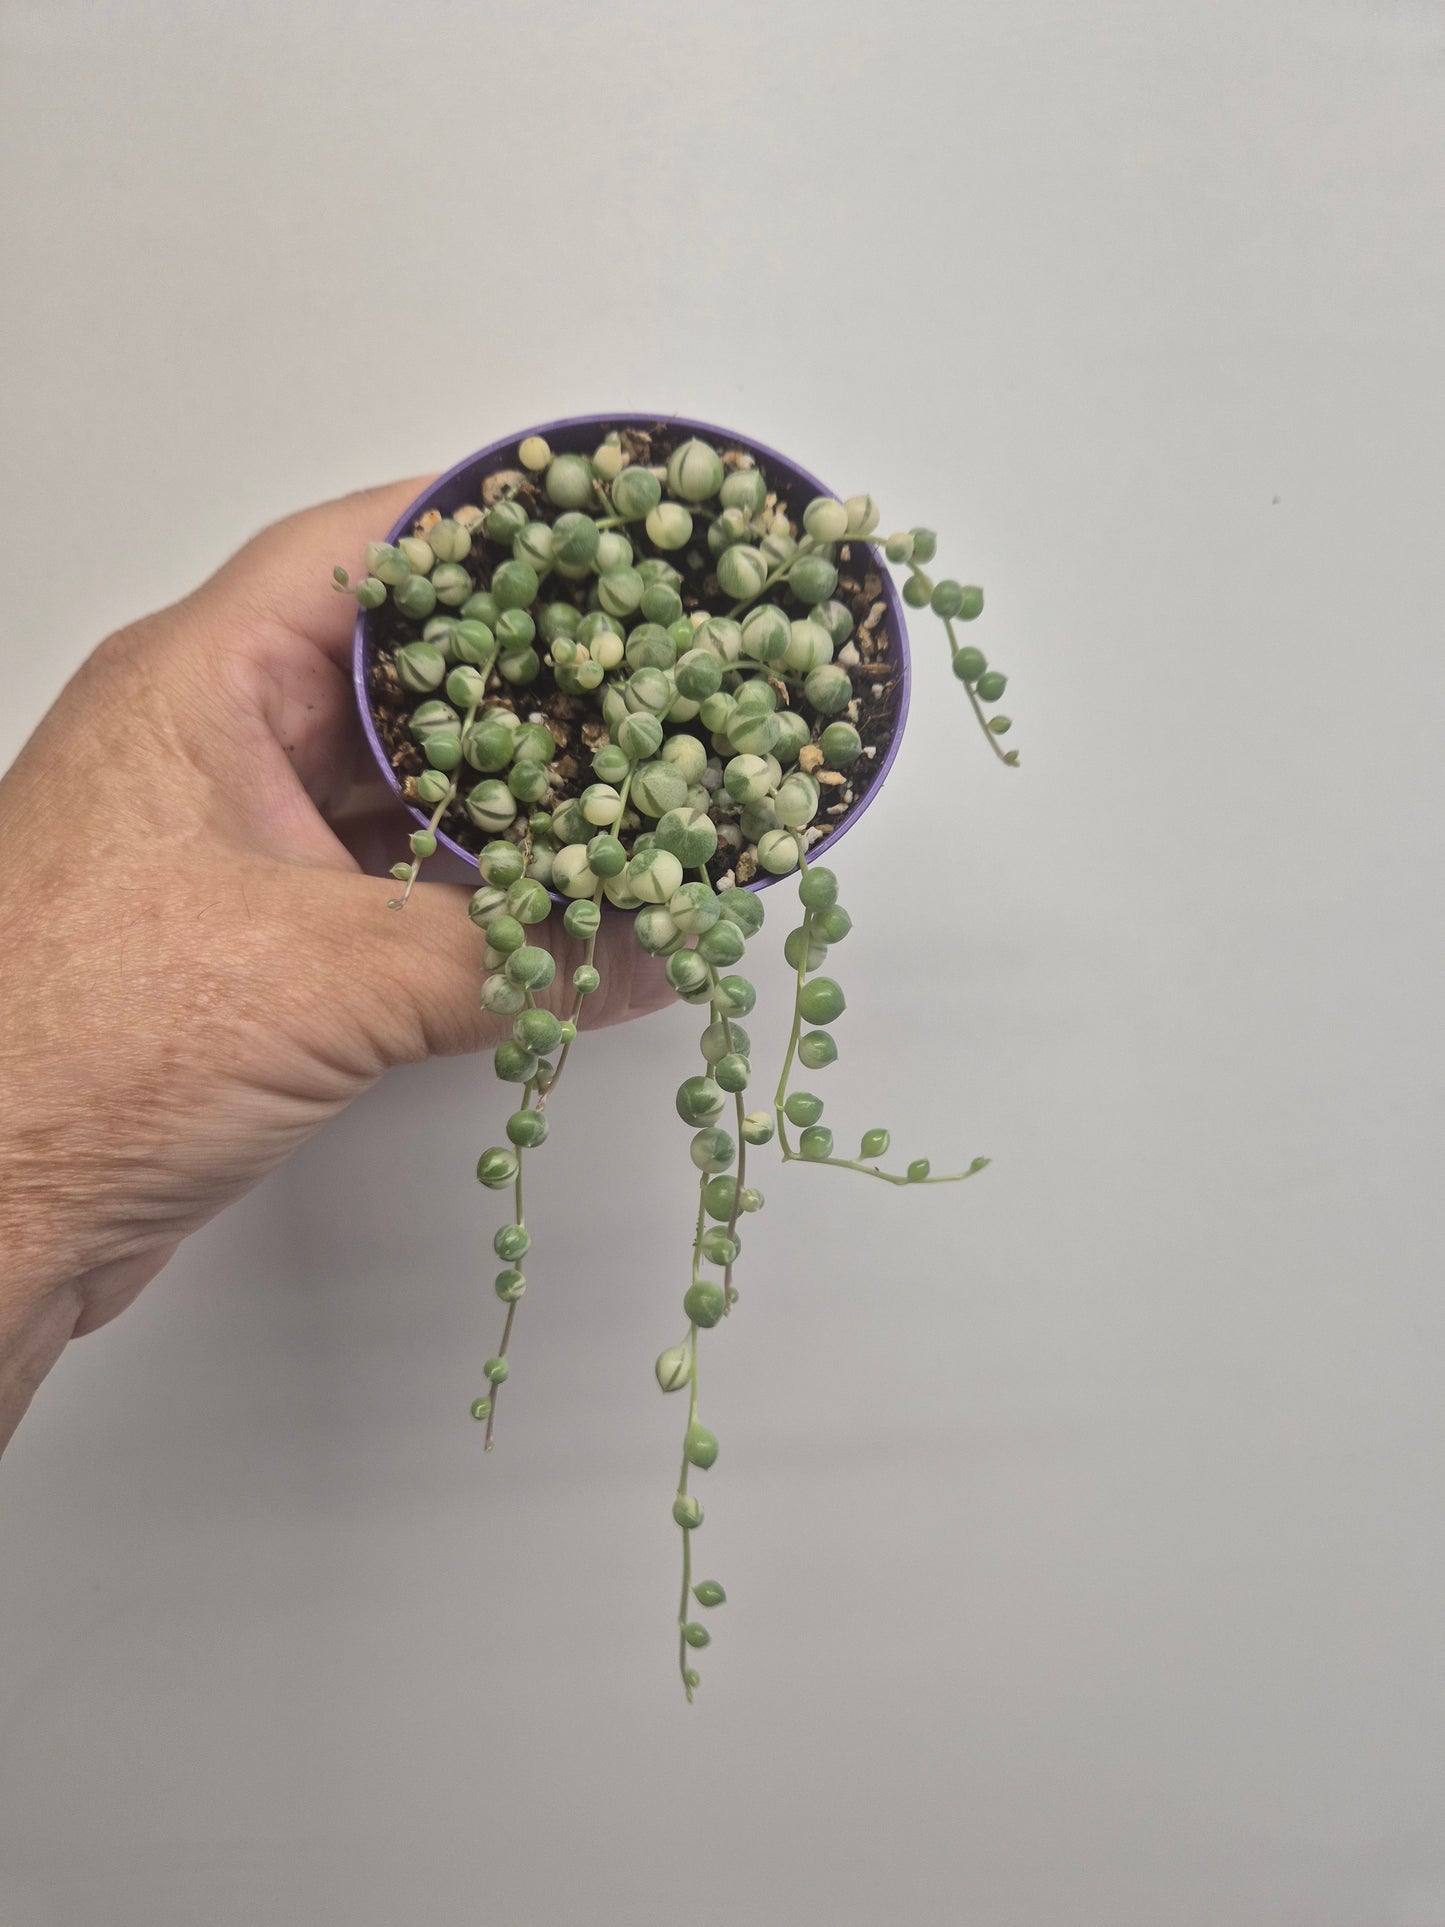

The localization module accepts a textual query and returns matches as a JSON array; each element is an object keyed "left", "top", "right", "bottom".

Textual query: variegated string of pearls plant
[{"left": 334, "top": 428, "right": 1018, "bottom": 1700}]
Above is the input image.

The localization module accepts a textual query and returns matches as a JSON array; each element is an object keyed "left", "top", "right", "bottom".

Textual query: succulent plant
[{"left": 334, "top": 425, "right": 1018, "bottom": 1700}]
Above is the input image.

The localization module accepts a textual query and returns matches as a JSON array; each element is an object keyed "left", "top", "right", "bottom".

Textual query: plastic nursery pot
[{"left": 352, "top": 412, "right": 912, "bottom": 897}]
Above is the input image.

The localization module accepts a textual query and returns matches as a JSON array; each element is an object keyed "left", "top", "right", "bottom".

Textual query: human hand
[{"left": 0, "top": 479, "right": 670, "bottom": 1449}]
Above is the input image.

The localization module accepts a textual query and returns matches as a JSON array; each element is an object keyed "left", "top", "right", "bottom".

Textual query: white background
[{"left": 2, "top": 3, "right": 1444, "bottom": 1923}]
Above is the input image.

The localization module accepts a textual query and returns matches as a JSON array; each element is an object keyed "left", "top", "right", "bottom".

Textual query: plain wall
[{"left": 2, "top": 3, "right": 1443, "bottom": 1924}]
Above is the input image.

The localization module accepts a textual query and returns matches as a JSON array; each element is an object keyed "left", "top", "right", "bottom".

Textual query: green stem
[
  {"left": 773, "top": 838, "right": 989, "bottom": 1184},
  {"left": 491, "top": 761, "right": 644, "bottom": 1443},
  {"left": 779, "top": 1148, "right": 991, "bottom": 1186},
  {"left": 726, "top": 531, "right": 826, "bottom": 620},
  {"left": 674, "top": 890, "right": 759, "bottom": 1698},
  {"left": 388, "top": 661, "right": 495, "bottom": 908},
  {"left": 484, "top": 1073, "right": 534, "bottom": 1450},
  {"left": 689, "top": 1175, "right": 708, "bottom": 1287},
  {"left": 941, "top": 613, "right": 1015, "bottom": 766},
  {"left": 725, "top": 528, "right": 884, "bottom": 621},
  {"left": 698, "top": 940, "right": 748, "bottom": 1313},
  {"left": 676, "top": 1170, "right": 709, "bottom": 1701},
  {"left": 536, "top": 763, "right": 635, "bottom": 1106},
  {"left": 676, "top": 1321, "right": 700, "bottom": 1701},
  {"left": 772, "top": 895, "right": 812, "bottom": 1149}
]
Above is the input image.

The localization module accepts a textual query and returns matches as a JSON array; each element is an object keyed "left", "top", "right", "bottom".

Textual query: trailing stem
[
  {"left": 388, "top": 679, "right": 489, "bottom": 908},
  {"left": 772, "top": 844, "right": 991, "bottom": 1187},
  {"left": 484, "top": 1060, "right": 535, "bottom": 1450}
]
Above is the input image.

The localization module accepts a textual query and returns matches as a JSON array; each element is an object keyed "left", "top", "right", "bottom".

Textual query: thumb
[
  {"left": 195, "top": 474, "right": 438, "bottom": 667},
  {"left": 290, "top": 869, "right": 673, "bottom": 1072},
  {"left": 290, "top": 869, "right": 495, "bottom": 1067}
]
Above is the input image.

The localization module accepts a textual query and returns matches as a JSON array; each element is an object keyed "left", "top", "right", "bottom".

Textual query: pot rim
[{"left": 352, "top": 410, "right": 911, "bottom": 894}]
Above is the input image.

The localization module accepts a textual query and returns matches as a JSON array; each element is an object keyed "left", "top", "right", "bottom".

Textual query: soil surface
[{"left": 367, "top": 422, "right": 902, "bottom": 886}]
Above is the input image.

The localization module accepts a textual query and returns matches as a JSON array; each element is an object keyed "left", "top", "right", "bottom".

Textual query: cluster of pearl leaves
[{"left": 334, "top": 428, "right": 1017, "bottom": 1698}]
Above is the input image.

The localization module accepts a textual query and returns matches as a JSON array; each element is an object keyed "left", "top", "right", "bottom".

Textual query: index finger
[{"left": 194, "top": 474, "right": 438, "bottom": 666}]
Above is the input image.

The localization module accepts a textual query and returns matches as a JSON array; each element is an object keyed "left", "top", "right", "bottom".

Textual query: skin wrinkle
[{"left": 0, "top": 478, "right": 670, "bottom": 1452}]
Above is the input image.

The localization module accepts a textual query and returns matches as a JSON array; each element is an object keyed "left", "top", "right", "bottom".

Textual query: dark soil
[{"left": 367, "top": 422, "right": 902, "bottom": 887}]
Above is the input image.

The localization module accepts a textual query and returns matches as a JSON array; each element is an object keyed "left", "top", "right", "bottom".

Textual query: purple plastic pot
[{"left": 353, "top": 412, "right": 910, "bottom": 894}]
